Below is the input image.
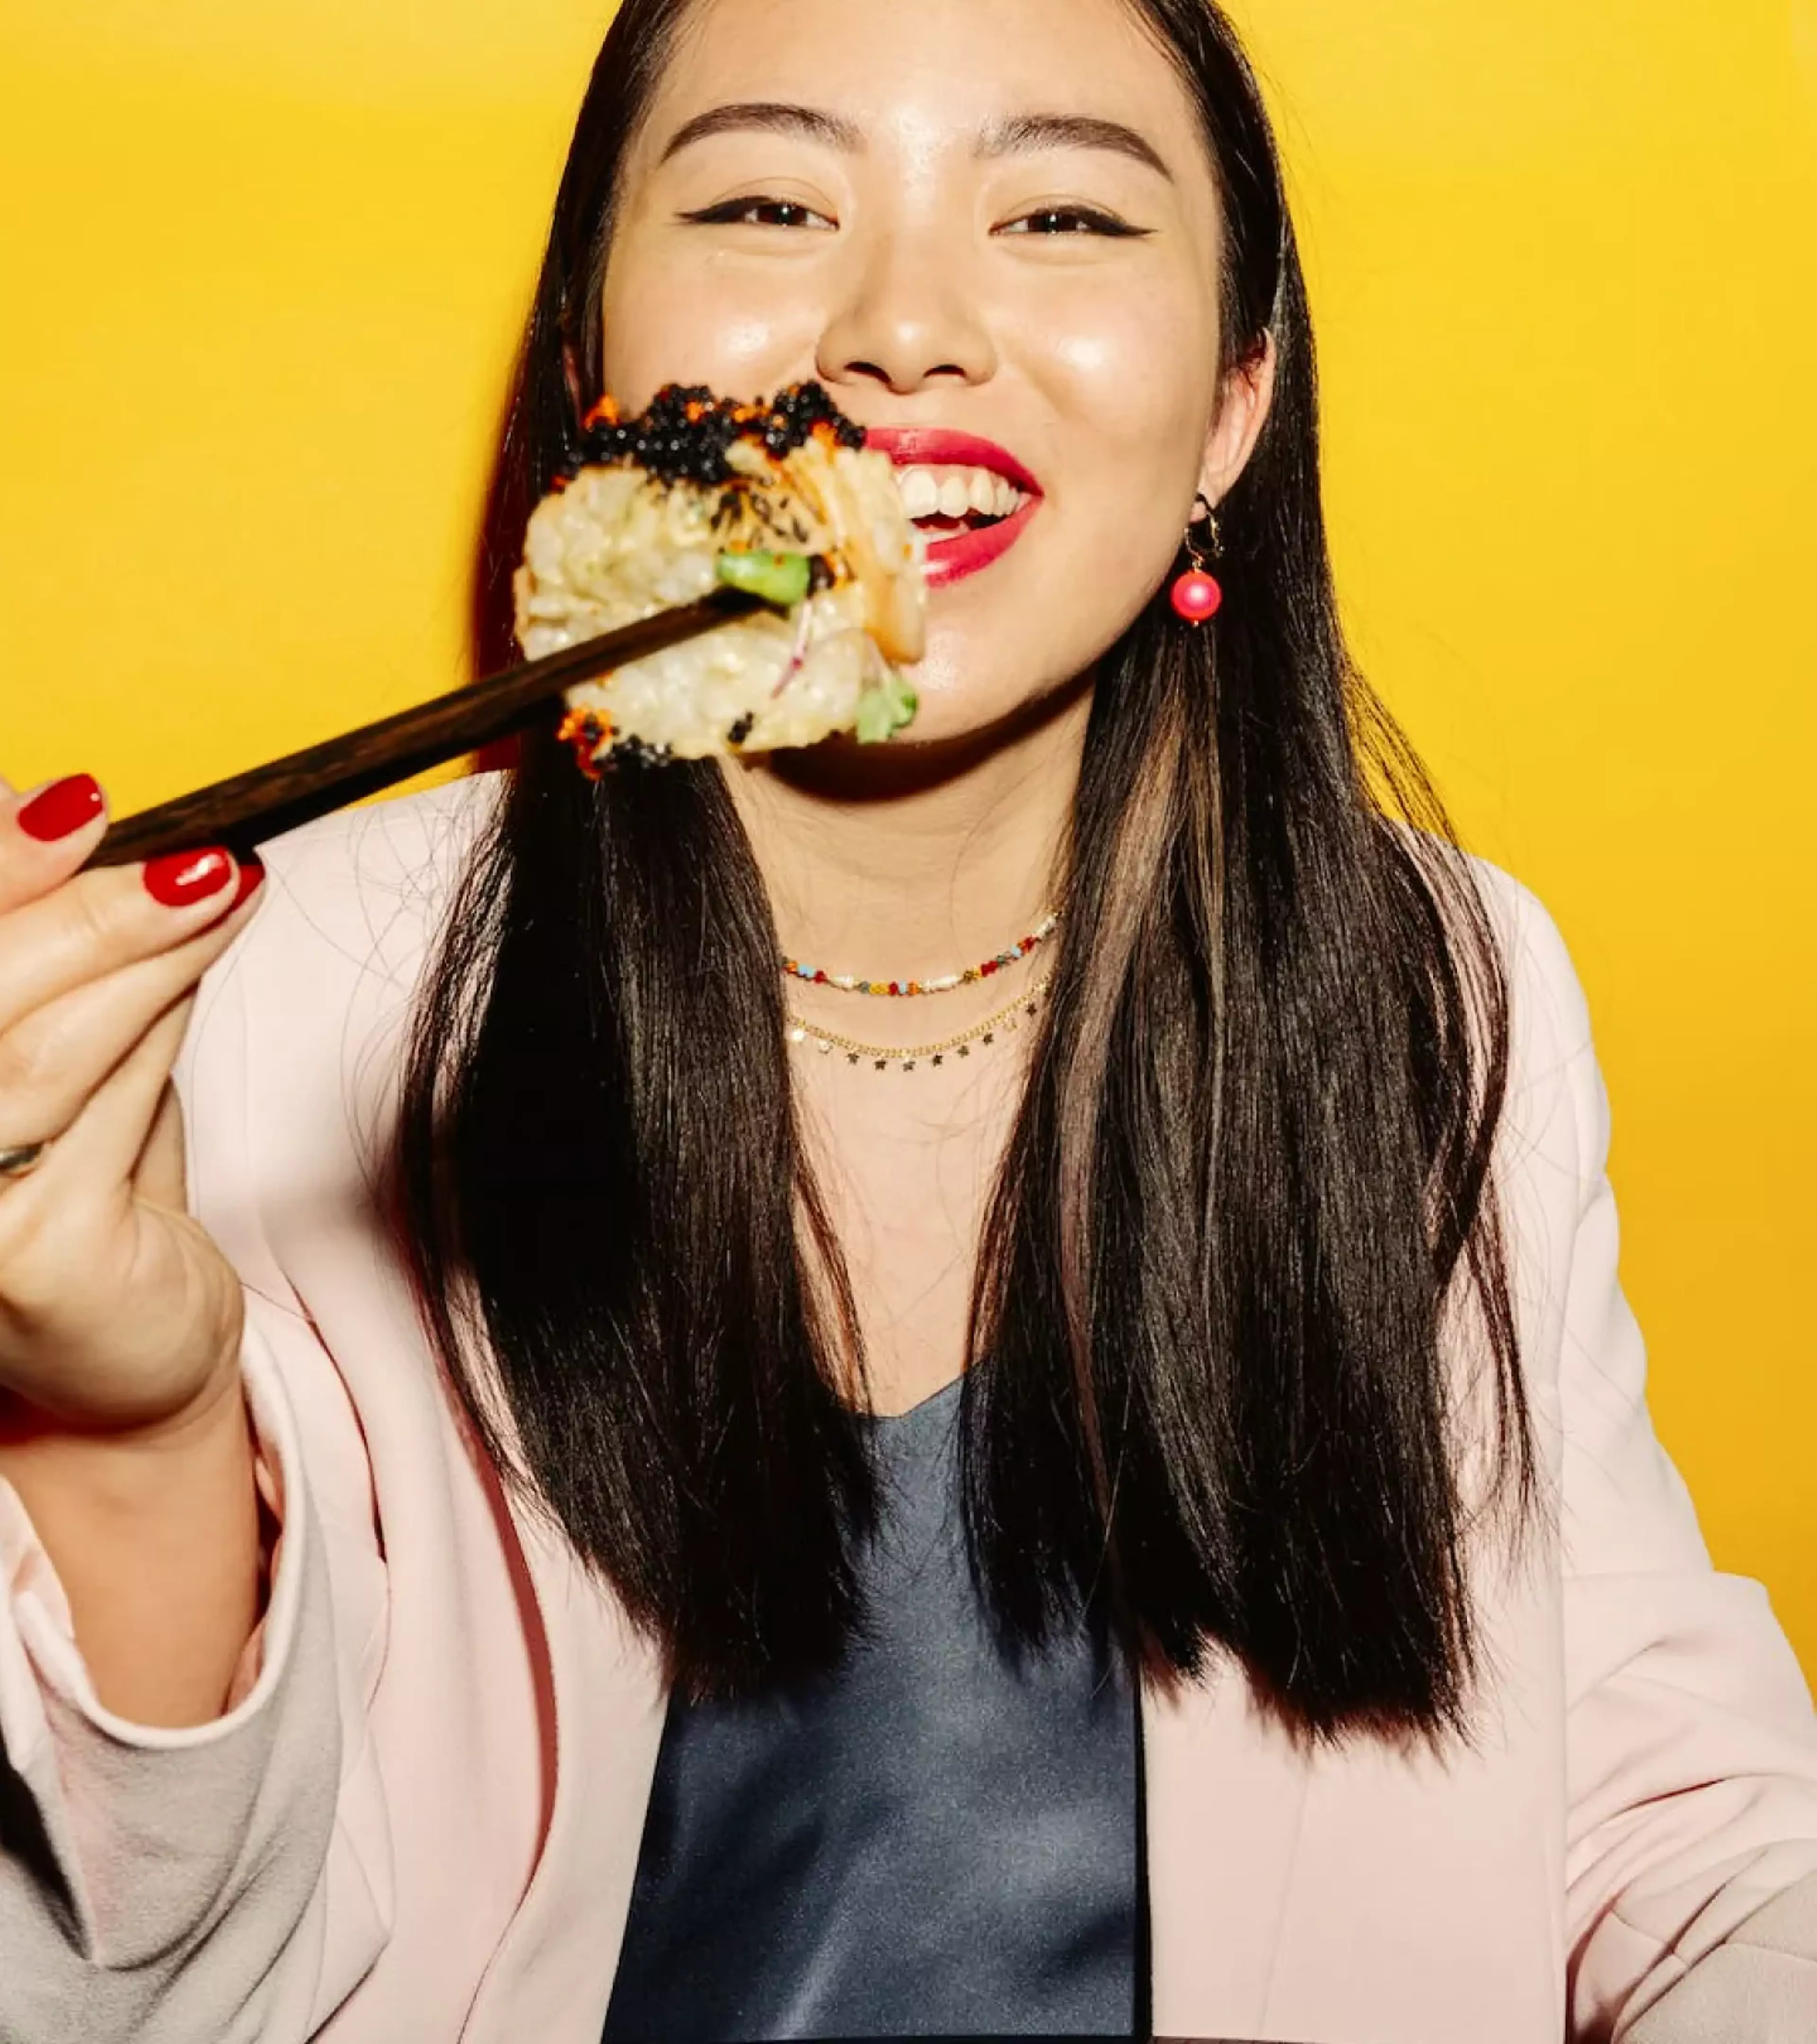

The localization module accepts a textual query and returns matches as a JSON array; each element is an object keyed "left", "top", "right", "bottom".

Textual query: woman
[{"left": 2, "top": 0, "right": 1815, "bottom": 2037}]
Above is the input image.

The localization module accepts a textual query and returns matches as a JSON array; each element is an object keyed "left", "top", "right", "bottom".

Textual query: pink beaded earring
[{"left": 1169, "top": 496, "right": 1224, "bottom": 624}]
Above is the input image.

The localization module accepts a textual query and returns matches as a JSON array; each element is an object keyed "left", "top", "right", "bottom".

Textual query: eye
[
  {"left": 998, "top": 205, "right": 1149, "bottom": 239},
  {"left": 679, "top": 195, "right": 837, "bottom": 231}
]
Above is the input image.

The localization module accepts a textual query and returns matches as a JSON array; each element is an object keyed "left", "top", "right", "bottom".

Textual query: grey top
[{"left": 601, "top": 1377, "right": 1138, "bottom": 2041}]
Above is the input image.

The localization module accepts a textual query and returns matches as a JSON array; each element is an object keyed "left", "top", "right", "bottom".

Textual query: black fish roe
[
  {"left": 608, "top": 735, "right": 676, "bottom": 771},
  {"left": 577, "top": 381, "right": 866, "bottom": 486}
]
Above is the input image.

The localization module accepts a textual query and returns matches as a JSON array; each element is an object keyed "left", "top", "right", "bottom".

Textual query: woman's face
[{"left": 598, "top": 0, "right": 1270, "bottom": 748}]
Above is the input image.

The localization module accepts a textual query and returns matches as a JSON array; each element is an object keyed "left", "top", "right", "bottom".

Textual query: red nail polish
[
  {"left": 143, "top": 848, "right": 235, "bottom": 907},
  {"left": 229, "top": 856, "right": 265, "bottom": 910},
  {"left": 17, "top": 774, "right": 104, "bottom": 842}
]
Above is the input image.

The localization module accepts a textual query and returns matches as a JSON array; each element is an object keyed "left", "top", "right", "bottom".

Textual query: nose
[{"left": 814, "top": 224, "right": 997, "bottom": 398}]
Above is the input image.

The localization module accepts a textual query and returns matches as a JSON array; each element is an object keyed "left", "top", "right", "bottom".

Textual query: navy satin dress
[{"left": 602, "top": 1378, "right": 1139, "bottom": 2041}]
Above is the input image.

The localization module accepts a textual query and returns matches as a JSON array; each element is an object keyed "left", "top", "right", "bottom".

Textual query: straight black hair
[{"left": 397, "top": 0, "right": 1535, "bottom": 1744}]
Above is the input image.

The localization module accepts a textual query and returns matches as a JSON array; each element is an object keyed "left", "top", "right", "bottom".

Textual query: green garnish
[
  {"left": 855, "top": 670, "right": 919, "bottom": 744},
  {"left": 715, "top": 548, "right": 812, "bottom": 609}
]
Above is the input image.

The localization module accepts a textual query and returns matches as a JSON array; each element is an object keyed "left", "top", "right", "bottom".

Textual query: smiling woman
[{"left": 2, "top": 0, "right": 1817, "bottom": 2042}]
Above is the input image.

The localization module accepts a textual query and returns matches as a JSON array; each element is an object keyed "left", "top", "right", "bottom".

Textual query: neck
[{"left": 726, "top": 678, "right": 1091, "bottom": 991}]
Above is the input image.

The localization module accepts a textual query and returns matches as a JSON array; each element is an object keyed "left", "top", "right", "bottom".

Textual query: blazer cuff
[
  {"left": 1623, "top": 1869, "right": 1817, "bottom": 2041},
  {"left": 0, "top": 1317, "right": 346, "bottom": 2023},
  {"left": 0, "top": 1321, "right": 305, "bottom": 1764}
]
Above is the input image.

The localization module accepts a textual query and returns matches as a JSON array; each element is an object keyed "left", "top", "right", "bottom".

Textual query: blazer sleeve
[
  {"left": 0, "top": 1323, "right": 348, "bottom": 2044},
  {"left": 1522, "top": 894, "right": 1817, "bottom": 2041},
  {"left": 0, "top": 939, "right": 394, "bottom": 2044}
]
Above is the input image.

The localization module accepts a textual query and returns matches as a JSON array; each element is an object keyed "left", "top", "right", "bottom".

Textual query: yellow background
[{"left": 2, "top": 6, "right": 1813, "bottom": 1659}]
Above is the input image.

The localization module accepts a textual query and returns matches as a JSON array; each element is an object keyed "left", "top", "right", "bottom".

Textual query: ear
[{"left": 1197, "top": 333, "right": 1278, "bottom": 508}]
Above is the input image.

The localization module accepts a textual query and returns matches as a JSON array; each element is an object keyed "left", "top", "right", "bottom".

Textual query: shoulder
[
  {"left": 1443, "top": 853, "right": 1619, "bottom": 1398},
  {"left": 1459, "top": 852, "right": 1603, "bottom": 1193},
  {"left": 211, "top": 772, "right": 500, "bottom": 1023},
  {"left": 252, "top": 772, "right": 502, "bottom": 960},
  {"left": 1385, "top": 825, "right": 1593, "bottom": 1094},
  {"left": 1368, "top": 834, "right": 1606, "bottom": 1275},
  {"left": 175, "top": 775, "right": 502, "bottom": 1223},
  {"left": 1463, "top": 856, "right": 1593, "bottom": 1081}
]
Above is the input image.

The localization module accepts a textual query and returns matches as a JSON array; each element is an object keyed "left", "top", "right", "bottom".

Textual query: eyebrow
[
  {"left": 659, "top": 101, "right": 865, "bottom": 163},
  {"left": 978, "top": 113, "right": 1173, "bottom": 181},
  {"left": 657, "top": 103, "right": 1172, "bottom": 182}
]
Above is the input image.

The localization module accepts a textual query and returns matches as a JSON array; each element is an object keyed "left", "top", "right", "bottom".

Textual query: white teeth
[
  {"left": 898, "top": 467, "right": 941, "bottom": 519},
  {"left": 936, "top": 475, "right": 972, "bottom": 520},
  {"left": 893, "top": 462, "right": 1027, "bottom": 523}
]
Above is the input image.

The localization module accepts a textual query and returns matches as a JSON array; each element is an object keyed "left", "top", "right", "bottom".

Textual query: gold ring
[{"left": 0, "top": 1142, "right": 49, "bottom": 1182}]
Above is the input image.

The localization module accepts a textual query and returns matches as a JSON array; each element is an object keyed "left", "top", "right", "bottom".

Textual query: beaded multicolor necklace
[{"left": 778, "top": 910, "right": 1059, "bottom": 998}]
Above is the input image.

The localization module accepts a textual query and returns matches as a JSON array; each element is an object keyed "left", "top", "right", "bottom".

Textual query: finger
[
  {"left": 0, "top": 846, "right": 261, "bottom": 1041},
  {"left": 0, "top": 1000, "right": 196, "bottom": 1248},
  {"left": 0, "top": 775, "right": 110, "bottom": 917},
  {"left": 0, "top": 882, "right": 262, "bottom": 1148},
  {"left": 0, "top": 1007, "right": 188, "bottom": 1302},
  {"left": 64, "top": 998, "right": 197, "bottom": 1194},
  {"left": 132, "top": 1078, "right": 187, "bottom": 1213}
]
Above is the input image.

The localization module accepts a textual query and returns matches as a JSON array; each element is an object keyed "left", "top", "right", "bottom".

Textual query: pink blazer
[{"left": 4, "top": 777, "right": 1817, "bottom": 2044}]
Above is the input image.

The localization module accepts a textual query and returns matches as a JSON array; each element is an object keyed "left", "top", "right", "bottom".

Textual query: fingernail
[
  {"left": 143, "top": 847, "right": 235, "bottom": 907},
  {"left": 229, "top": 856, "right": 265, "bottom": 910},
  {"left": 17, "top": 774, "right": 105, "bottom": 842}
]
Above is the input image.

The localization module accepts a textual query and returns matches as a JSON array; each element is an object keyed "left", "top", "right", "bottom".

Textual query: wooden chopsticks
[{"left": 87, "top": 589, "right": 760, "bottom": 869}]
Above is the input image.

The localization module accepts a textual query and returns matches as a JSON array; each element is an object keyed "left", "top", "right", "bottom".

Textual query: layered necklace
[{"left": 781, "top": 911, "right": 1058, "bottom": 1074}]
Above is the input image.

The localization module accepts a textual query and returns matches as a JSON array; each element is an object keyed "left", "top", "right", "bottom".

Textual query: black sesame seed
[{"left": 726, "top": 714, "right": 756, "bottom": 745}]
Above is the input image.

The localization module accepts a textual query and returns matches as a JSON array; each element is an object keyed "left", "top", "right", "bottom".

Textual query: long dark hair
[{"left": 397, "top": 0, "right": 1534, "bottom": 1744}]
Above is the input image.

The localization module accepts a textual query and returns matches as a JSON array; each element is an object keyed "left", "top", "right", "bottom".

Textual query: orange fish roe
[{"left": 556, "top": 704, "right": 614, "bottom": 777}]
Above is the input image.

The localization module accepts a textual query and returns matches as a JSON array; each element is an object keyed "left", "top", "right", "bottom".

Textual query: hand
[{"left": 0, "top": 773, "right": 265, "bottom": 1436}]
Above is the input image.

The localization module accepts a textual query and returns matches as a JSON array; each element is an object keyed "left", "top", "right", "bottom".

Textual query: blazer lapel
[
  {"left": 1145, "top": 1658, "right": 1310, "bottom": 2039},
  {"left": 459, "top": 1523, "right": 670, "bottom": 2044}
]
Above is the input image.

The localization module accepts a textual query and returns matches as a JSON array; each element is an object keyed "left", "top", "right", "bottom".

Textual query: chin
[
  {"left": 901, "top": 635, "right": 1023, "bottom": 731},
  {"left": 764, "top": 654, "right": 1090, "bottom": 794},
  {"left": 891, "top": 636, "right": 1095, "bottom": 755}
]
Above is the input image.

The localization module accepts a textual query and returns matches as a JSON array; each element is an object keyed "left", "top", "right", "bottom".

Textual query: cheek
[
  {"left": 1039, "top": 291, "right": 1216, "bottom": 513},
  {"left": 597, "top": 240, "right": 822, "bottom": 410},
  {"left": 1008, "top": 286, "right": 1218, "bottom": 631},
  {"left": 900, "top": 285, "right": 1218, "bottom": 732}
]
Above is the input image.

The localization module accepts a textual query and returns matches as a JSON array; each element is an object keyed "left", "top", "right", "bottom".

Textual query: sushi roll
[{"left": 514, "top": 383, "right": 926, "bottom": 768}]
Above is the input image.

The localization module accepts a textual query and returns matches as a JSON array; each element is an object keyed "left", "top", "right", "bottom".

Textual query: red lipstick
[
  {"left": 862, "top": 427, "right": 1043, "bottom": 590},
  {"left": 863, "top": 428, "right": 1041, "bottom": 493}
]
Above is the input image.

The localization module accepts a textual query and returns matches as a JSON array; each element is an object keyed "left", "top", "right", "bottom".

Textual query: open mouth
[
  {"left": 895, "top": 464, "right": 1032, "bottom": 537},
  {"left": 864, "top": 428, "right": 1042, "bottom": 589}
]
